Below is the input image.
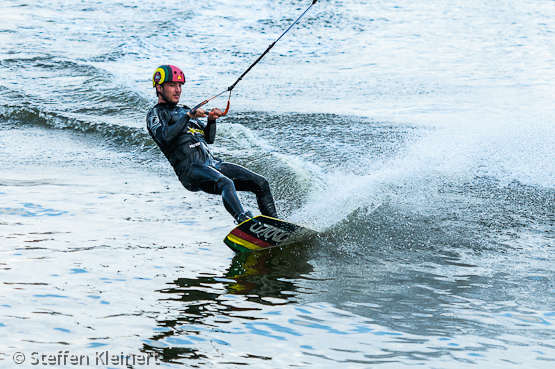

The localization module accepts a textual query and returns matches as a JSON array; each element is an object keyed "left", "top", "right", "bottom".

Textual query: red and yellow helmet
[{"left": 152, "top": 65, "right": 185, "bottom": 87}]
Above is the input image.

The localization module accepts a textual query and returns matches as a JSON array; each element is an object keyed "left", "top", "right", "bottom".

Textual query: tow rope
[{"left": 191, "top": 0, "right": 319, "bottom": 117}]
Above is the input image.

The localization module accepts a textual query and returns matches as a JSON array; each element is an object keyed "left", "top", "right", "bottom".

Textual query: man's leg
[
  {"left": 216, "top": 162, "right": 278, "bottom": 218},
  {"left": 180, "top": 164, "right": 247, "bottom": 222}
]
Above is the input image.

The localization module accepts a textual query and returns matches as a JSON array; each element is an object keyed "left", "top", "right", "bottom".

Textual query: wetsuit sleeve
[
  {"left": 204, "top": 119, "right": 217, "bottom": 144},
  {"left": 147, "top": 108, "right": 190, "bottom": 146}
]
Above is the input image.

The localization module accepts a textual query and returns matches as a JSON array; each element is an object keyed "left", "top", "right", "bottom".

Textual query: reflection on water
[
  {"left": 225, "top": 246, "right": 315, "bottom": 297},
  {"left": 141, "top": 215, "right": 555, "bottom": 367},
  {"left": 144, "top": 244, "right": 315, "bottom": 364}
]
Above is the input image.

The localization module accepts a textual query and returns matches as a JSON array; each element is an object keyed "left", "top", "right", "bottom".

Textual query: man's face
[{"left": 158, "top": 81, "right": 183, "bottom": 104}]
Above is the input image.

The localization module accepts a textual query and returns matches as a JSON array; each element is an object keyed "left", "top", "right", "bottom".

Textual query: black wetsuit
[{"left": 146, "top": 103, "right": 277, "bottom": 221}]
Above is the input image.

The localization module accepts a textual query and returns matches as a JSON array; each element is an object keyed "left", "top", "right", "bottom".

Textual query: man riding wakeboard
[{"left": 146, "top": 65, "right": 278, "bottom": 224}]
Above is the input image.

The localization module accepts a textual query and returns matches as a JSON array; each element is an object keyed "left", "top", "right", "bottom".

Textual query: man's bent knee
[{"left": 216, "top": 176, "right": 235, "bottom": 194}]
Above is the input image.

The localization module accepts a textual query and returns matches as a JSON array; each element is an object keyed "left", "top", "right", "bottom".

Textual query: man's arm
[
  {"left": 147, "top": 108, "right": 190, "bottom": 146},
  {"left": 204, "top": 118, "right": 216, "bottom": 144},
  {"left": 203, "top": 107, "right": 225, "bottom": 144}
]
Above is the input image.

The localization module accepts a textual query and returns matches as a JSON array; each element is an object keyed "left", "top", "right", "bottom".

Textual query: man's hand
[
  {"left": 187, "top": 108, "right": 224, "bottom": 119},
  {"left": 187, "top": 108, "right": 206, "bottom": 119},
  {"left": 207, "top": 108, "right": 224, "bottom": 119}
]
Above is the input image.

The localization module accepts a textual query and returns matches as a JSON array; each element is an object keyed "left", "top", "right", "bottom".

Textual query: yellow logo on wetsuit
[{"left": 187, "top": 127, "right": 204, "bottom": 136}]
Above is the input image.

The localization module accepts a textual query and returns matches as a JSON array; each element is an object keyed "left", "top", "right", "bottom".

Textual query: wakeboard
[{"left": 224, "top": 215, "right": 317, "bottom": 253}]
